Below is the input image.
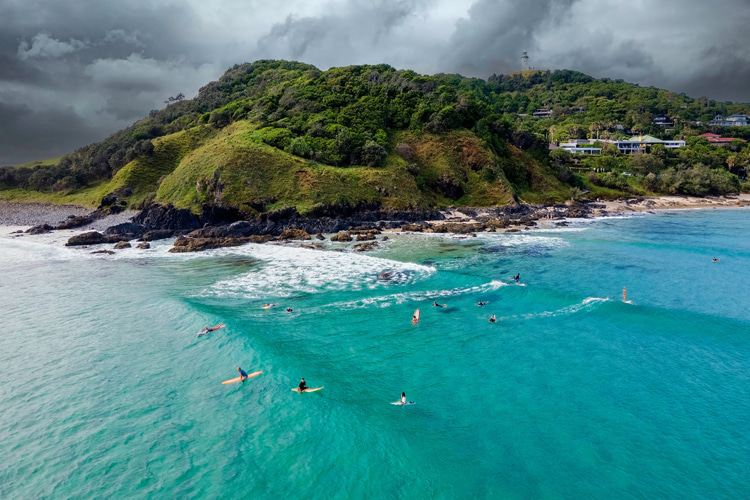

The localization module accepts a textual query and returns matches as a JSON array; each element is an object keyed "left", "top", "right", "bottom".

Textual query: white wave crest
[{"left": 204, "top": 244, "right": 435, "bottom": 299}]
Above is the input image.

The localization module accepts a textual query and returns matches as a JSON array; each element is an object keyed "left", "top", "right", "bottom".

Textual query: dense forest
[{"left": 1, "top": 60, "right": 748, "bottom": 209}]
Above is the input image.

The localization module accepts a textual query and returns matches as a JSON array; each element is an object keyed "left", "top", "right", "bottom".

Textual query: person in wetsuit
[
  {"left": 298, "top": 378, "right": 307, "bottom": 392},
  {"left": 401, "top": 392, "right": 407, "bottom": 404},
  {"left": 237, "top": 367, "right": 248, "bottom": 381},
  {"left": 489, "top": 315, "right": 497, "bottom": 323}
]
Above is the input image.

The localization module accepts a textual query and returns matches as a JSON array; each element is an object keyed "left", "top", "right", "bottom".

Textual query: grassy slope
[{"left": 2, "top": 122, "right": 566, "bottom": 213}]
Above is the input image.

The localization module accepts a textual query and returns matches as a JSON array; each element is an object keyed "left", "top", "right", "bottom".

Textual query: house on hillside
[
  {"left": 532, "top": 109, "right": 552, "bottom": 119},
  {"left": 600, "top": 135, "right": 686, "bottom": 154},
  {"left": 699, "top": 133, "right": 747, "bottom": 145},
  {"left": 558, "top": 141, "right": 602, "bottom": 155},
  {"left": 652, "top": 116, "right": 674, "bottom": 128},
  {"left": 709, "top": 114, "right": 750, "bottom": 127}
]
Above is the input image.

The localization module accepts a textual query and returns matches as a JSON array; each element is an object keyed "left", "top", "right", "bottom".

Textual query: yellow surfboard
[
  {"left": 222, "top": 371, "right": 263, "bottom": 385},
  {"left": 291, "top": 387, "right": 324, "bottom": 393}
]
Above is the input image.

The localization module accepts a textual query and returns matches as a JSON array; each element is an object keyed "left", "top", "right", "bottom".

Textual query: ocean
[{"left": 1, "top": 209, "right": 749, "bottom": 499}]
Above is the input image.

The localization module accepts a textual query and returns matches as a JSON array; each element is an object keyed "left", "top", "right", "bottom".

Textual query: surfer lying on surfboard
[
  {"left": 198, "top": 323, "right": 225, "bottom": 335},
  {"left": 432, "top": 301, "right": 446, "bottom": 308}
]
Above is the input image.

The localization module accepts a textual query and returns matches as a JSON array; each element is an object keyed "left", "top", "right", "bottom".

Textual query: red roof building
[{"left": 700, "top": 133, "right": 746, "bottom": 145}]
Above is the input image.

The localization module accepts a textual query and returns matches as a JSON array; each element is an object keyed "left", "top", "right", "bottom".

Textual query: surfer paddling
[
  {"left": 712, "top": 257, "right": 720, "bottom": 262},
  {"left": 489, "top": 315, "right": 497, "bottom": 323}
]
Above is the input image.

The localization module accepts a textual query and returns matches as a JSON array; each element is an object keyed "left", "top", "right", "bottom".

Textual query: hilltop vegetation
[{"left": 1, "top": 61, "right": 747, "bottom": 213}]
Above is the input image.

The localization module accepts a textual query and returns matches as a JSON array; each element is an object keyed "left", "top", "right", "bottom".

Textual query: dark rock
[
  {"left": 168, "top": 234, "right": 272, "bottom": 253},
  {"left": 278, "top": 228, "right": 311, "bottom": 240},
  {"left": 353, "top": 241, "right": 379, "bottom": 252},
  {"left": 55, "top": 216, "right": 93, "bottom": 229},
  {"left": 114, "top": 241, "right": 131, "bottom": 249},
  {"left": 141, "top": 229, "right": 175, "bottom": 241},
  {"left": 381, "top": 236, "right": 389, "bottom": 241},
  {"left": 136, "top": 242, "right": 151, "bottom": 249},
  {"left": 355, "top": 233, "right": 376, "bottom": 241},
  {"left": 91, "top": 250, "right": 115, "bottom": 255},
  {"left": 66, "top": 231, "right": 105, "bottom": 246},
  {"left": 26, "top": 224, "right": 54, "bottom": 235},
  {"left": 401, "top": 223, "right": 426, "bottom": 232},
  {"left": 105, "top": 222, "right": 144, "bottom": 237},
  {"left": 315, "top": 233, "right": 325, "bottom": 240},
  {"left": 133, "top": 203, "right": 201, "bottom": 232},
  {"left": 506, "top": 228, "right": 520, "bottom": 233},
  {"left": 330, "top": 232, "right": 353, "bottom": 242}
]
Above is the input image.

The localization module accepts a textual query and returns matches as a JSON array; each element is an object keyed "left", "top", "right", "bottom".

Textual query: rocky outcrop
[
  {"left": 141, "top": 229, "right": 175, "bottom": 241},
  {"left": 114, "top": 241, "right": 131, "bottom": 249},
  {"left": 136, "top": 242, "right": 151, "bottom": 249},
  {"left": 315, "top": 233, "right": 325, "bottom": 240},
  {"left": 65, "top": 231, "right": 132, "bottom": 246},
  {"left": 105, "top": 222, "right": 144, "bottom": 239},
  {"left": 168, "top": 234, "right": 272, "bottom": 253},
  {"left": 132, "top": 203, "right": 201, "bottom": 232},
  {"left": 55, "top": 216, "right": 94, "bottom": 230},
  {"left": 26, "top": 224, "right": 54, "bottom": 234},
  {"left": 91, "top": 249, "right": 115, "bottom": 255},
  {"left": 278, "top": 228, "right": 311, "bottom": 240},
  {"left": 66, "top": 231, "right": 105, "bottom": 246},
  {"left": 330, "top": 232, "right": 352, "bottom": 242},
  {"left": 353, "top": 241, "right": 379, "bottom": 252}
]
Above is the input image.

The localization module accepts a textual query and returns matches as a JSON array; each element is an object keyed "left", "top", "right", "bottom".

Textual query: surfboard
[
  {"left": 412, "top": 309, "right": 420, "bottom": 324},
  {"left": 222, "top": 370, "right": 263, "bottom": 385},
  {"left": 391, "top": 401, "right": 415, "bottom": 405},
  {"left": 291, "top": 387, "right": 324, "bottom": 393},
  {"left": 197, "top": 323, "right": 226, "bottom": 336},
  {"left": 261, "top": 303, "right": 277, "bottom": 310}
]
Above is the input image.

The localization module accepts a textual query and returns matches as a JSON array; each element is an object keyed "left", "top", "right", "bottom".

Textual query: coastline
[{"left": 2, "top": 195, "right": 749, "bottom": 248}]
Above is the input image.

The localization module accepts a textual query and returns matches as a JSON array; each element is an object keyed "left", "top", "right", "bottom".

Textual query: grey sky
[{"left": 1, "top": 0, "right": 749, "bottom": 165}]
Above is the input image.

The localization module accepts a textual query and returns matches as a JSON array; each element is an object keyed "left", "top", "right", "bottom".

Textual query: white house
[{"left": 709, "top": 114, "right": 750, "bottom": 127}]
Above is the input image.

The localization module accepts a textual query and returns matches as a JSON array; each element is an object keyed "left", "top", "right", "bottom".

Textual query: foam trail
[
  {"left": 496, "top": 297, "right": 610, "bottom": 322},
  {"left": 204, "top": 244, "right": 435, "bottom": 299}
]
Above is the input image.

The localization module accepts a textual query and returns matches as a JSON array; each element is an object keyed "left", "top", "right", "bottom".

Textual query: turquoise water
[{"left": 1, "top": 209, "right": 749, "bottom": 499}]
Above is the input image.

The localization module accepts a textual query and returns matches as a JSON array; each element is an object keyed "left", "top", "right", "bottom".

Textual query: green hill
[{"left": 1, "top": 60, "right": 747, "bottom": 211}]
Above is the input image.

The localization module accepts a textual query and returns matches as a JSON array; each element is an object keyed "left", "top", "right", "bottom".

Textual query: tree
[
  {"left": 603, "top": 143, "right": 619, "bottom": 156},
  {"left": 629, "top": 153, "right": 663, "bottom": 174},
  {"left": 361, "top": 140, "right": 387, "bottom": 167},
  {"left": 164, "top": 93, "right": 185, "bottom": 106}
]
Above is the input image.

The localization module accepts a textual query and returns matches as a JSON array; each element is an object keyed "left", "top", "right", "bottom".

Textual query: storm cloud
[{"left": 1, "top": 0, "right": 749, "bottom": 164}]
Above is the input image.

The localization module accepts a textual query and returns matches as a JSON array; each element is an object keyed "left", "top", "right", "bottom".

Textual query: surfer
[
  {"left": 286, "top": 307, "right": 293, "bottom": 312},
  {"left": 202, "top": 325, "right": 210, "bottom": 334},
  {"left": 477, "top": 301, "right": 486, "bottom": 306},
  {"left": 401, "top": 392, "right": 407, "bottom": 404},
  {"left": 623, "top": 287, "right": 627, "bottom": 303},
  {"left": 298, "top": 378, "right": 307, "bottom": 392},
  {"left": 512, "top": 273, "right": 520, "bottom": 284},
  {"left": 237, "top": 367, "right": 248, "bottom": 381},
  {"left": 712, "top": 257, "right": 720, "bottom": 262},
  {"left": 489, "top": 315, "right": 497, "bottom": 323}
]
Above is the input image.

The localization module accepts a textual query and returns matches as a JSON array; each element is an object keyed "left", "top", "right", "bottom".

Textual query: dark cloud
[
  {"left": 446, "top": 0, "right": 580, "bottom": 76},
  {"left": 0, "top": 0, "right": 749, "bottom": 165},
  {"left": 0, "top": 100, "right": 101, "bottom": 166}
]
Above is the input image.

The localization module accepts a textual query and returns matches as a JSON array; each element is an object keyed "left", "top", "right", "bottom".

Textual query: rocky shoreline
[{"left": 2, "top": 195, "right": 749, "bottom": 253}]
